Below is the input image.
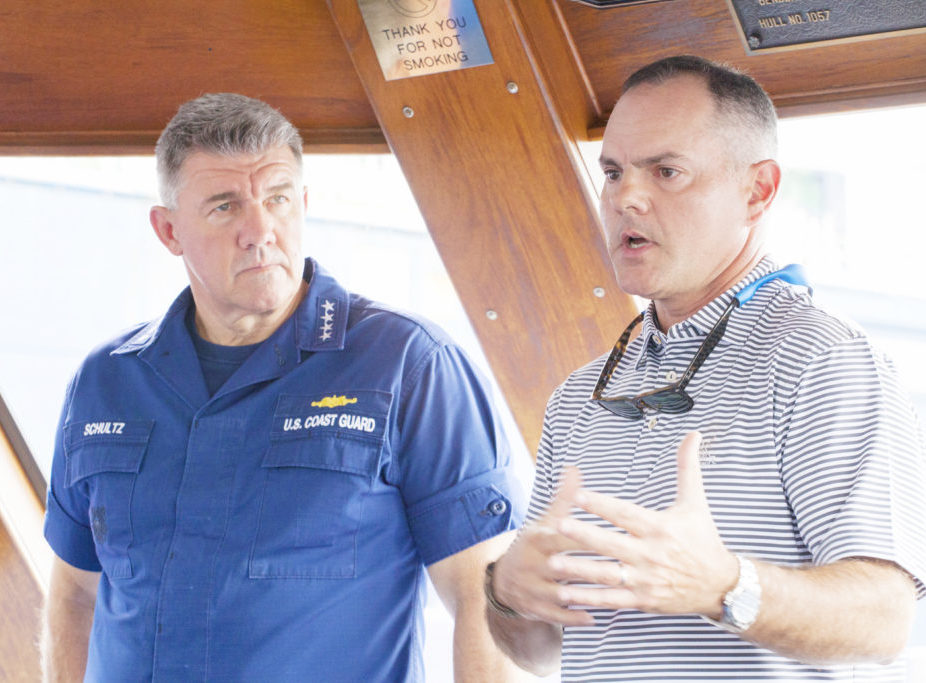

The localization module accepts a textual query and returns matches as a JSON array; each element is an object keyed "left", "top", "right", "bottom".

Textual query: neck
[
  {"left": 194, "top": 281, "right": 308, "bottom": 346},
  {"left": 654, "top": 251, "right": 765, "bottom": 332}
]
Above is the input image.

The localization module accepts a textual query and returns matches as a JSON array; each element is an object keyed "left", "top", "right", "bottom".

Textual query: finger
[
  {"left": 556, "top": 517, "right": 638, "bottom": 564},
  {"left": 545, "top": 465, "right": 583, "bottom": 522},
  {"left": 556, "top": 585, "right": 635, "bottom": 612},
  {"left": 495, "top": 563, "right": 596, "bottom": 626},
  {"left": 522, "top": 524, "right": 586, "bottom": 557},
  {"left": 573, "top": 489, "right": 655, "bottom": 538},
  {"left": 522, "top": 597, "right": 596, "bottom": 627},
  {"left": 674, "top": 431, "right": 706, "bottom": 508},
  {"left": 548, "top": 554, "right": 630, "bottom": 590},
  {"left": 544, "top": 606, "right": 596, "bottom": 627}
]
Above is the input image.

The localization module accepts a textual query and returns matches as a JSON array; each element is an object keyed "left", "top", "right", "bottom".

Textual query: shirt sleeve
[
  {"left": 397, "top": 342, "right": 527, "bottom": 566},
  {"left": 524, "top": 384, "right": 564, "bottom": 524},
  {"left": 43, "top": 376, "right": 103, "bottom": 572},
  {"left": 778, "top": 335, "right": 926, "bottom": 597}
]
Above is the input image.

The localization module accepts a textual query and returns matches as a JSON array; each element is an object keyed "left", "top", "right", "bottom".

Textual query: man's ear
[
  {"left": 745, "top": 159, "right": 781, "bottom": 227},
  {"left": 149, "top": 206, "right": 183, "bottom": 256}
]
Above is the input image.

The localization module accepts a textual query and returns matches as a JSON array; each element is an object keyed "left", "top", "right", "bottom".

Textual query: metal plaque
[
  {"left": 728, "top": 0, "right": 926, "bottom": 52},
  {"left": 357, "top": 0, "right": 494, "bottom": 81}
]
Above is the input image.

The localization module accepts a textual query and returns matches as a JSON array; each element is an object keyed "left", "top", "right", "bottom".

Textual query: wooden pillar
[
  {"left": 0, "top": 422, "right": 48, "bottom": 680},
  {"left": 327, "top": 0, "right": 637, "bottom": 452}
]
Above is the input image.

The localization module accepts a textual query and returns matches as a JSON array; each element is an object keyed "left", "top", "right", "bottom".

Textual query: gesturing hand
[
  {"left": 490, "top": 466, "right": 597, "bottom": 626},
  {"left": 550, "top": 431, "right": 739, "bottom": 620}
]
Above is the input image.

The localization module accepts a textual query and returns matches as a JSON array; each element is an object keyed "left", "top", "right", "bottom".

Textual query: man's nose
[
  {"left": 238, "top": 203, "right": 277, "bottom": 249},
  {"left": 605, "top": 171, "right": 648, "bottom": 215}
]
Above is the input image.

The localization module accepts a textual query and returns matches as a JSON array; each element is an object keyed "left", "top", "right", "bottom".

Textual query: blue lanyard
[{"left": 734, "top": 263, "right": 811, "bottom": 307}]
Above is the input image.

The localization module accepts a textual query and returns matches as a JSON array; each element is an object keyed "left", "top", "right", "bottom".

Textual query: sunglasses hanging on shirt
[{"left": 592, "top": 264, "right": 811, "bottom": 420}]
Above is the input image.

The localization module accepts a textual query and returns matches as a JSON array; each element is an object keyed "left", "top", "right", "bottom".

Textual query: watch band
[
  {"left": 706, "top": 554, "right": 762, "bottom": 633},
  {"left": 483, "top": 561, "right": 523, "bottom": 619}
]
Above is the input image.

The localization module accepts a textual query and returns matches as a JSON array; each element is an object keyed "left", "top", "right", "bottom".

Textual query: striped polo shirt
[{"left": 527, "top": 257, "right": 926, "bottom": 681}]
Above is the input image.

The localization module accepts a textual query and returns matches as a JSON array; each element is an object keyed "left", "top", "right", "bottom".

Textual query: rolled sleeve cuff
[
  {"left": 815, "top": 544, "right": 926, "bottom": 600},
  {"left": 44, "top": 489, "right": 102, "bottom": 572},
  {"left": 407, "top": 468, "right": 525, "bottom": 566}
]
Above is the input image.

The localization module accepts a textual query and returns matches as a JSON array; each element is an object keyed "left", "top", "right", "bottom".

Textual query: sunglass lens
[
  {"left": 643, "top": 391, "right": 693, "bottom": 414},
  {"left": 595, "top": 399, "right": 644, "bottom": 419}
]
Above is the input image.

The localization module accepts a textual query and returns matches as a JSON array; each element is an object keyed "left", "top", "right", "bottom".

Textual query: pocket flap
[
  {"left": 64, "top": 420, "right": 154, "bottom": 486},
  {"left": 261, "top": 437, "right": 380, "bottom": 479}
]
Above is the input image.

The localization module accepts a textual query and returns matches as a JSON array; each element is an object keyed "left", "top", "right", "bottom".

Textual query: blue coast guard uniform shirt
[{"left": 44, "top": 258, "right": 523, "bottom": 682}]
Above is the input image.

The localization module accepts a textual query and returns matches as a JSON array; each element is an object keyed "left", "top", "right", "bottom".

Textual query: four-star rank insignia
[{"left": 317, "top": 298, "right": 337, "bottom": 342}]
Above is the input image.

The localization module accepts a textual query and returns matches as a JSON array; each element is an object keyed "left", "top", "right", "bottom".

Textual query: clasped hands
[{"left": 492, "top": 432, "right": 740, "bottom": 626}]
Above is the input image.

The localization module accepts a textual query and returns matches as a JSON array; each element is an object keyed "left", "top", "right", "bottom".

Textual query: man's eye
[
  {"left": 603, "top": 169, "right": 621, "bottom": 182},
  {"left": 658, "top": 167, "right": 679, "bottom": 179},
  {"left": 214, "top": 202, "right": 232, "bottom": 213},
  {"left": 270, "top": 194, "right": 289, "bottom": 204}
]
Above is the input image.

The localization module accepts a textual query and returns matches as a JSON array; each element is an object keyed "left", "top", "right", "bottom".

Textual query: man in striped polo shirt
[{"left": 485, "top": 55, "right": 925, "bottom": 680}]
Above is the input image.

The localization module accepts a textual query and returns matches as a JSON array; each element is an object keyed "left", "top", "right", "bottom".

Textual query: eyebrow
[
  {"left": 200, "top": 182, "right": 297, "bottom": 210},
  {"left": 266, "top": 181, "right": 296, "bottom": 195},
  {"left": 598, "top": 152, "right": 688, "bottom": 168},
  {"left": 202, "top": 191, "right": 237, "bottom": 208}
]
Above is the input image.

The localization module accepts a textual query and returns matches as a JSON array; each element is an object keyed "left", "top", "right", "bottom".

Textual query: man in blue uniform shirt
[{"left": 42, "top": 93, "right": 525, "bottom": 681}]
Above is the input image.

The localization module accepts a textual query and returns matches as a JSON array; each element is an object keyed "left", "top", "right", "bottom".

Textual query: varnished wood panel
[
  {"left": 510, "top": 0, "right": 604, "bottom": 140},
  {"left": 329, "top": 0, "right": 639, "bottom": 450},
  {"left": 0, "top": 522, "right": 43, "bottom": 682},
  {"left": 1, "top": 0, "right": 923, "bottom": 153},
  {"left": 554, "top": 0, "right": 926, "bottom": 133},
  {"left": 0, "top": 409, "right": 52, "bottom": 590},
  {"left": 0, "top": 0, "right": 383, "bottom": 153}
]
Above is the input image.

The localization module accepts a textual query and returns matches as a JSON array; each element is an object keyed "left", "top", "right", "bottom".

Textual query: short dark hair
[
  {"left": 623, "top": 55, "right": 777, "bottom": 163},
  {"left": 155, "top": 93, "right": 303, "bottom": 208}
]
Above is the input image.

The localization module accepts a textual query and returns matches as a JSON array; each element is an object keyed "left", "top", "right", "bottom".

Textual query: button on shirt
[
  {"left": 528, "top": 257, "right": 926, "bottom": 681},
  {"left": 44, "top": 259, "right": 524, "bottom": 682}
]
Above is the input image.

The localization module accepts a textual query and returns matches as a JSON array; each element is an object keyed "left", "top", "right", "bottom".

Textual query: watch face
[
  {"left": 720, "top": 555, "right": 762, "bottom": 632},
  {"left": 732, "top": 601, "right": 751, "bottom": 625},
  {"left": 728, "top": 588, "right": 760, "bottom": 629}
]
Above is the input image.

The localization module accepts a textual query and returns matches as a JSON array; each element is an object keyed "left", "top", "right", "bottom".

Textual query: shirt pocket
[
  {"left": 249, "top": 434, "right": 382, "bottom": 579},
  {"left": 64, "top": 420, "right": 154, "bottom": 580}
]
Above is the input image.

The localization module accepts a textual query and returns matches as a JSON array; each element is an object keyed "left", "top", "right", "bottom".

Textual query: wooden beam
[
  {"left": 0, "top": 413, "right": 52, "bottom": 591},
  {"left": 1, "top": 0, "right": 923, "bottom": 153},
  {"left": 0, "top": 521, "right": 43, "bottom": 681},
  {"left": 328, "top": 0, "right": 638, "bottom": 452},
  {"left": 0, "top": 0, "right": 384, "bottom": 154},
  {"left": 0, "top": 128, "right": 389, "bottom": 157},
  {"left": 0, "top": 407, "right": 50, "bottom": 679}
]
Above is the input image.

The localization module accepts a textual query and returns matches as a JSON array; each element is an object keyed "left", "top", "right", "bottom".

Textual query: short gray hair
[
  {"left": 155, "top": 93, "right": 303, "bottom": 208},
  {"left": 622, "top": 55, "right": 778, "bottom": 165}
]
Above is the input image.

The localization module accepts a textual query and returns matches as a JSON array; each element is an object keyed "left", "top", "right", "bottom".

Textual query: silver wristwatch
[{"left": 713, "top": 554, "right": 762, "bottom": 633}]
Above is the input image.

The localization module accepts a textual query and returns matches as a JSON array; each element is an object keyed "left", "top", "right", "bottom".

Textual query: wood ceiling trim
[
  {"left": 0, "top": 1, "right": 383, "bottom": 155},
  {"left": 775, "top": 87, "right": 926, "bottom": 118},
  {"left": 0, "top": 0, "right": 922, "bottom": 152},
  {"left": 556, "top": 0, "right": 926, "bottom": 132},
  {"left": 588, "top": 81, "right": 926, "bottom": 138},
  {"left": 0, "top": 128, "right": 389, "bottom": 157}
]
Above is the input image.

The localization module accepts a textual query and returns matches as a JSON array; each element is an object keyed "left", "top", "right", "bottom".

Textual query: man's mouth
[
  {"left": 622, "top": 233, "right": 651, "bottom": 250},
  {"left": 240, "top": 262, "right": 277, "bottom": 274}
]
